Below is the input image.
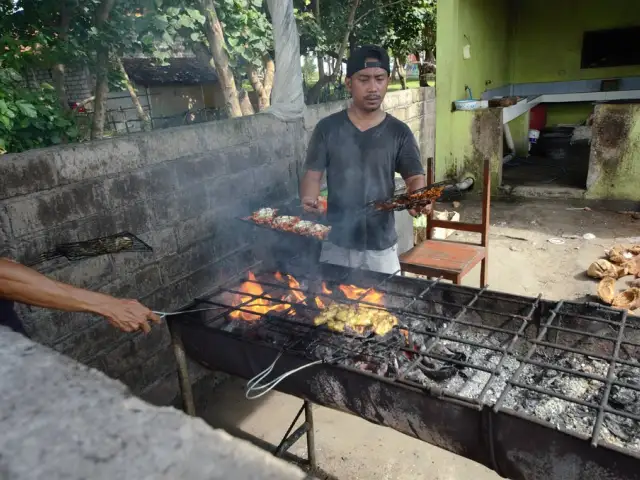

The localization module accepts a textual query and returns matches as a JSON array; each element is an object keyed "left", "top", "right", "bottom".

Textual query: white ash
[{"left": 401, "top": 309, "right": 522, "bottom": 404}]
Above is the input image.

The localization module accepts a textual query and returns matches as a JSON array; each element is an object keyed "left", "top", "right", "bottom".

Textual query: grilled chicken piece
[{"left": 314, "top": 305, "right": 398, "bottom": 336}]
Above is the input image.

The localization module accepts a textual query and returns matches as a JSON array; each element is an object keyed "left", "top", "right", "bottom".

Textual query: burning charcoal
[
  {"left": 609, "top": 385, "right": 639, "bottom": 411},
  {"left": 604, "top": 415, "right": 639, "bottom": 443},
  {"left": 417, "top": 358, "right": 459, "bottom": 381}
]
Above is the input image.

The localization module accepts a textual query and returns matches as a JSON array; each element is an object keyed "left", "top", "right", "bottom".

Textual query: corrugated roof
[{"left": 122, "top": 57, "right": 218, "bottom": 86}]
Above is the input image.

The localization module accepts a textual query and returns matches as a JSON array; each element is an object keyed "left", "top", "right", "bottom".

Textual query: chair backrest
[{"left": 426, "top": 156, "right": 491, "bottom": 247}]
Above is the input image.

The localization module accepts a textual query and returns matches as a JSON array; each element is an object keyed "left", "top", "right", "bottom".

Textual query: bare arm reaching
[{"left": 0, "top": 258, "right": 161, "bottom": 333}]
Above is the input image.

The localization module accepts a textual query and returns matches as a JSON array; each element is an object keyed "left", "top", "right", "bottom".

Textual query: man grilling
[
  {"left": 0, "top": 257, "right": 161, "bottom": 337},
  {"left": 300, "top": 45, "right": 430, "bottom": 275}
]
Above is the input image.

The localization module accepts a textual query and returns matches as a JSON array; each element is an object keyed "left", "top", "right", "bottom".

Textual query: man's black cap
[{"left": 346, "top": 45, "right": 391, "bottom": 77}]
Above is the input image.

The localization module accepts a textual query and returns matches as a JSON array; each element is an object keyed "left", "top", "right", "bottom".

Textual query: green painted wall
[
  {"left": 435, "top": 0, "right": 509, "bottom": 180},
  {"left": 507, "top": 112, "right": 530, "bottom": 156},
  {"left": 510, "top": 0, "right": 640, "bottom": 85},
  {"left": 435, "top": 0, "right": 640, "bottom": 197},
  {"left": 586, "top": 104, "right": 640, "bottom": 200},
  {"left": 545, "top": 103, "right": 594, "bottom": 126}
]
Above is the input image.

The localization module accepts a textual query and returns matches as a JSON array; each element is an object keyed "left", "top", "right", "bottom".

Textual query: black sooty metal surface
[{"left": 174, "top": 260, "right": 640, "bottom": 480}]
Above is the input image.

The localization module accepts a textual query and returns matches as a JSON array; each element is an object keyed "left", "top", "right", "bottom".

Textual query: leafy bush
[{"left": 0, "top": 66, "right": 79, "bottom": 155}]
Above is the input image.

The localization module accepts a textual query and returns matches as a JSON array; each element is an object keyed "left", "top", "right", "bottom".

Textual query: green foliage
[
  {"left": 218, "top": 0, "right": 272, "bottom": 68},
  {"left": 383, "top": 0, "right": 436, "bottom": 59},
  {"left": 294, "top": 0, "right": 437, "bottom": 71},
  {"left": 0, "top": 64, "right": 78, "bottom": 154},
  {"left": 140, "top": 0, "right": 273, "bottom": 69},
  {"left": 301, "top": 55, "right": 317, "bottom": 81}
]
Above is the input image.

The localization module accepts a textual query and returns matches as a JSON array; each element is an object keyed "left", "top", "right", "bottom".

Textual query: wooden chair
[{"left": 399, "top": 157, "right": 490, "bottom": 286}]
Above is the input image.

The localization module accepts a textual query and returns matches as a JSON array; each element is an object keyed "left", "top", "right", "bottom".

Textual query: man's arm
[
  {"left": 300, "top": 170, "right": 324, "bottom": 214},
  {"left": 300, "top": 122, "right": 328, "bottom": 214},
  {"left": 0, "top": 258, "right": 161, "bottom": 333},
  {"left": 404, "top": 174, "right": 426, "bottom": 193},
  {"left": 396, "top": 129, "right": 430, "bottom": 217}
]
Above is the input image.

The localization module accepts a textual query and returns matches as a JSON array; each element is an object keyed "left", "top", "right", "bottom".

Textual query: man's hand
[
  {"left": 302, "top": 195, "right": 324, "bottom": 215},
  {"left": 99, "top": 298, "right": 162, "bottom": 333},
  {"left": 408, "top": 199, "right": 434, "bottom": 218}
]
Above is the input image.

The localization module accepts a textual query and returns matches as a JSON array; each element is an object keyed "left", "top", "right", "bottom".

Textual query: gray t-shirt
[{"left": 305, "top": 109, "right": 424, "bottom": 251}]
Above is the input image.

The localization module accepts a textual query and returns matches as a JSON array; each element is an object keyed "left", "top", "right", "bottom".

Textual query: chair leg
[{"left": 480, "top": 259, "right": 488, "bottom": 287}]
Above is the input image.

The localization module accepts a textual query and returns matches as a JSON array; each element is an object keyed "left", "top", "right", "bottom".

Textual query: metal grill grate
[{"left": 176, "top": 264, "right": 640, "bottom": 449}]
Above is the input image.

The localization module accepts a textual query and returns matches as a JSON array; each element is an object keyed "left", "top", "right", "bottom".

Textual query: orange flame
[
  {"left": 339, "top": 285, "right": 384, "bottom": 307},
  {"left": 228, "top": 272, "right": 390, "bottom": 323},
  {"left": 228, "top": 272, "right": 289, "bottom": 321},
  {"left": 285, "top": 274, "right": 306, "bottom": 304}
]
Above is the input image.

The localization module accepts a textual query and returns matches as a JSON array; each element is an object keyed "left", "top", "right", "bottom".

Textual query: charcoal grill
[{"left": 169, "top": 259, "right": 640, "bottom": 480}]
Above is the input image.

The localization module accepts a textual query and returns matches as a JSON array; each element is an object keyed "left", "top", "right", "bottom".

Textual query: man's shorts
[{"left": 319, "top": 242, "right": 401, "bottom": 275}]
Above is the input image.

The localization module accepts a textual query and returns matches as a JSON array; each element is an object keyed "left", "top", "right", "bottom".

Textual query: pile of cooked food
[
  {"left": 588, "top": 243, "right": 640, "bottom": 313},
  {"left": 247, "top": 208, "right": 331, "bottom": 240},
  {"left": 374, "top": 186, "right": 445, "bottom": 212},
  {"left": 313, "top": 303, "right": 399, "bottom": 336}
]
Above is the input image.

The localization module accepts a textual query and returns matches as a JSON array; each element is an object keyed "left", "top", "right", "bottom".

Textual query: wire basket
[{"left": 27, "top": 232, "right": 152, "bottom": 266}]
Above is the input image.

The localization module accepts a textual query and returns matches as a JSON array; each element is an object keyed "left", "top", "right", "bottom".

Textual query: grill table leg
[
  {"left": 274, "top": 400, "right": 316, "bottom": 470},
  {"left": 169, "top": 320, "right": 196, "bottom": 416},
  {"left": 305, "top": 400, "right": 316, "bottom": 468}
]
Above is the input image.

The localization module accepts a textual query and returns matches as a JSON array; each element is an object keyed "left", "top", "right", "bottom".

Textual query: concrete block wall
[
  {"left": 0, "top": 328, "right": 306, "bottom": 480},
  {"left": 0, "top": 88, "right": 434, "bottom": 405},
  {"left": 0, "top": 114, "right": 302, "bottom": 404}
]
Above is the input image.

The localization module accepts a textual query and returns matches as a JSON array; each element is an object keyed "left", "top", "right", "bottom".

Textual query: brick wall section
[
  {"left": 0, "top": 88, "right": 435, "bottom": 405},
  {"left": 29, "top": 65, "right": 94, "bottom": 103}
]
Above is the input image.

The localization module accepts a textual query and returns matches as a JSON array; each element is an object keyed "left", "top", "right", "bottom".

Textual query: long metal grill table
[{"left": 169, "top": 261, "right": 640, "bottom": 480}]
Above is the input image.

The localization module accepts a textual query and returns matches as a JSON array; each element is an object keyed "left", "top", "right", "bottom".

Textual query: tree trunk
[
  {"left": 263, "top": 54, "right": 275, "bottom": 103},
  {"left": 197, "top": 0, "right": 243, "bottom": 118},
  {"left": 90, "top": 0, "right": 116, "bottom": 140},
  {"left": 238, "top": 89, "right": 255, "bottom": 115},
  {"left": 246, "top": 64, "right": 269, "bottom": 111},
  {"left": 116, "top": 58, "right": 151, "bottom": 131},
  {"left": 306, "top": 0, "right": 359, "bottom": 104},
  {"left": 51, "top": 64, "right": 69, "bottom": 110},
  {"left": 396, "top": 55, "right": 407, "bottom": 90},
  {"left": 51, "top": 1, "right": 74, "bottom": 110},
  {"left": 417, "top": 50, "right": 436, "bottom": 87},
  {"left": 317, "top": 54, "right": 325, "bottom": 82},
  {"left": 314, "top": 0, "right": 325, "bottom": 82}
]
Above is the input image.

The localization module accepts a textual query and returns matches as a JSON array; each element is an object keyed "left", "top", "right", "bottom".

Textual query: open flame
[
  {"left": 339, "top": 285, "right": 384, "bottom": 307},
  {"left": 228, "top": 272, "right": 289, "bottom": 321},
  {"left": 228, "top": 272, "right": 389, "bottom": 323}
]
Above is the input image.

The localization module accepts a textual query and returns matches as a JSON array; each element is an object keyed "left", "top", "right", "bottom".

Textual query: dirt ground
[{"left": 197, "top": 198, "right": 640, "bottom": 480}]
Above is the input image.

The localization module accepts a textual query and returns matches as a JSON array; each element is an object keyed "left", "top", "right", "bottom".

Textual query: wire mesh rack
[{"left": 175, "top": 263, "right": 640, "bottom": 448}]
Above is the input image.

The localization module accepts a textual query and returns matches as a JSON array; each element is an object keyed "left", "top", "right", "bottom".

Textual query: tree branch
[
  {"left": 354, "top": 0, "right": 407, "bottom": 26},
  {"left": 332, "top": 0, "right": 359, "bottom": 75}
]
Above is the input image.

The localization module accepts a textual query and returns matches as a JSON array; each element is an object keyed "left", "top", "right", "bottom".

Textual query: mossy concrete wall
[
  {"left": 436, "top": 0, "right": 640, "bottom": 187},
  {"left": 586, "top": 104, "right": 640, "bottom": 201},
  {"left": 438, "top": 108, "right": 503, "bottom": 193},
  {"left": 435, "top": 0, "right": 509, "bottom": 182}
]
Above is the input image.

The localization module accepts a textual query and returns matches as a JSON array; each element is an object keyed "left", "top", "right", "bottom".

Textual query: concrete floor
[{"left": 196, "top": 198, "right": 640, "bottom": 480}]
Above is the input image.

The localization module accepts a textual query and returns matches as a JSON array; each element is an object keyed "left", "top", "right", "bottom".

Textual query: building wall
[
  {"left": 586, "top": 103, "right": 640, "bottom": 200},
  {"left": 29, "top": 65, "right": 94, "bottom": 103},
  {"left": 510, "top": 0, "right": 640, "bottom": 85},
  {"left": 509, "top": 0, "right": 640, "bottom": 126},
  {"left": 436, "top": 0, "right": 640, "bottom": 193},
  {"left": 435, "top": 0, "right": 510, "bottom": 180},
  {"left": 0, "top": 88, "right": 435, "bottom": 405}
]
